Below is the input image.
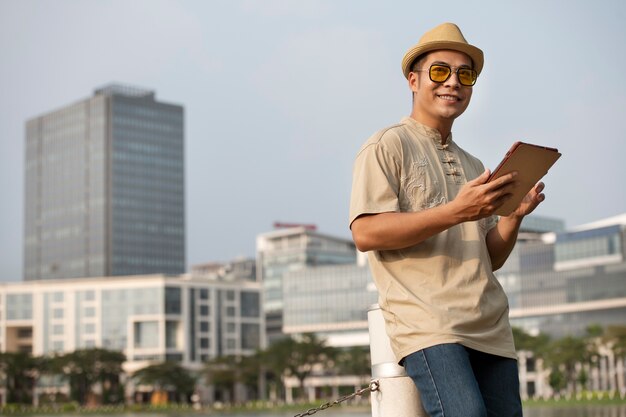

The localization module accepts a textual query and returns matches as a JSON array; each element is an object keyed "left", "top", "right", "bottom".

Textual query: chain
[{"left": 293, "top": 379, "right": 379, "bottom": 417}]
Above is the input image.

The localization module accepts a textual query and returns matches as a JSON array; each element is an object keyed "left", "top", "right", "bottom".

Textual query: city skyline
[{"left": 1, "top": 1, "right": 625, "bottom": 281}]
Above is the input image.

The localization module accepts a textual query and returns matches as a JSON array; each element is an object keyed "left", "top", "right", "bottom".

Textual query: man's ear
[{"left": 408, "top": 71, "right": 420, "bottom": 93}]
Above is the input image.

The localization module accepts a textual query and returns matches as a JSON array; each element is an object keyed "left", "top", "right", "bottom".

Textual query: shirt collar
[{"left": 401, "top": 116, "right": 454, "bottom": 150}]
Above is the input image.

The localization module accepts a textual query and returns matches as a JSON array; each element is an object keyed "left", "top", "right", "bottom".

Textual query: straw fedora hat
[{"left": 401, "top": 22, "right": 484, "bottom": 79}]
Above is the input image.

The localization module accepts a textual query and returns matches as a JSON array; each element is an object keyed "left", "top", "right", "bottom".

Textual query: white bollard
[{"left": 368, "top": 304, "right": 427, "bottom": 417}]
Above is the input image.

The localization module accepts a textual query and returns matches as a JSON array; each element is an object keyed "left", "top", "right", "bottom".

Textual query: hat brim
[{"left": 402, "top": 41, "right": 484, "bottom": 79}]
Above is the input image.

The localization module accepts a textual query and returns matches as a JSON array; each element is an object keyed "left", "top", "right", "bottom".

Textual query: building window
[
  {"left": 241, "top": 323, "right": 260, "bottom": 350},
  {"left": 134, "top": 321, "right": 158, "bottom": 348},
  {"left": 200, "top": 338, "right": 210, "bottom": 349},
  {"left": 6, "top": 293, "right": 33, "bottom": 320},
  {"left": 226, "top": 338, "right": 236, "bottom": 350},
  {"left": 52, "top": 324, "right": 64, "bottom": 335},
  {"left": 165, "top": 353, "right": 183, "bottom": 362},
  {"left": 199, "top": 289, "right": 209, "bottom": 300},
  {"left": 226, "top": 290, "right": 235, "bottom": 301},
  {"left": 166, "top": 321, "right": 179, "bottom": 349},
  {"left": 84, "top": 306, "right": 96, "bottom": 317},
  {"left": 199, "top": 321, "right": 210, "bottom": 332},
  {"left": 84, "top": 323, "right": 96, "bottom": 334},
  {"left": 18, "top": 328, "right": 33, "bottom": 338},
  {"left": 226, "top": 323, "right": 236, "bottom": 333},
  {"left": 226, "top": 306, "right": 236, "bottom": 317},
  {"left": 199, "top": 305, "right": 210, "bottom": 316},
  {"left": 241, "top": 292, "right": 260, "bottom": 318},
  {"left": 53, "top": 308, "right": 64, "bottom": 319},
  {"left": 165, "top": 287, "right": 181, "bottom": 314}
]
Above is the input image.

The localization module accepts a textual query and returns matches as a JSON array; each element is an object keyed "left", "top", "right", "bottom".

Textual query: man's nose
[{"left": 444, "top": 71, "right": 461, "bottom": 88}]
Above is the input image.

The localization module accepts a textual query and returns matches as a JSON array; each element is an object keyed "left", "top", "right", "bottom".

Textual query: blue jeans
[{"left": 403, "top": 343, "right": 523, "bottom": 417}]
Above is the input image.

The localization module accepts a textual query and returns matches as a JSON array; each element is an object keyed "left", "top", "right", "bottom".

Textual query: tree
[
  {"left": 334, "top": 346, "right": 371, "bottom": 382},
  {"left": 512, "top": 326, "right": 550, "bottom": 356},
  {"left": 0, "top": 352, "right": 38, "bottom": 404},
  {"left": 133, "top": 361, "right": 196, "bottom": 404},
  {"left": 548, "top": 367, "right": 567, "bottom": 394},
  {"left": 604, "top": 325, "right": 626, "bottom": 358},
  {"left": 544, "top": 335, "right": 596, "bottom": 394},
  {"left": 204, "top": 354, "right": 261, "bottom": 404},
  {"left": 56, "top": 348, "right": 126, "bottom": 405},
  {"left": 599, "top": 325, "right": 626, "bottom": 393},
  {"left": 262, "top": 333, "right": 335, "bottom": 401}
]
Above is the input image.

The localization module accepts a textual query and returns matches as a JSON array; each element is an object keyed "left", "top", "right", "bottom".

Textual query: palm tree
[{"left": 601, "top": 325, "right": 626, "bottom": 393}]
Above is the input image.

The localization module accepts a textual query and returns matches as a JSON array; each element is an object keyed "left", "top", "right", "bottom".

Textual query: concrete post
[{"left": 368, "top": 304, "right": 427, "bottom": 417}]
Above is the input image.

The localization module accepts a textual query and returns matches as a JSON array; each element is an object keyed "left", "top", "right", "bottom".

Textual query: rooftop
[{"left": 94, "top": 83, "right": 155, "bottom": 99}]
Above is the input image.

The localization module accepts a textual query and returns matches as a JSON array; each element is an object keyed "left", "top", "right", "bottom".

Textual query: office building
[
  {"left": 503, "top": 214, "right": 626, "bottom": 338},
  {"left": 191, "top": 257, "right": 257, "bottom": 283},
  {"left": 256, "top": 226, "right": 357, "bottom": 344},
  {"left": 0, "top": 274, "right": 263, "bottom": 367},
  {"left": 281, "top": 214, "right": 626, "bottom": 398},
  {"left": 24, "top": 84, "right": 185, "bottom": 280},
  {"left": 283, "top": 253, "right": 376, "bottom": 348}
]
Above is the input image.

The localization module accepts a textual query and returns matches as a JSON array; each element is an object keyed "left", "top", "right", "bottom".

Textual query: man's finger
[{"left": 486, "top": 171, "right": 518, "bottom": 190}]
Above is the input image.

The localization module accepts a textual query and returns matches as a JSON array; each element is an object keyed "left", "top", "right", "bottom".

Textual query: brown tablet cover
[{"left": 488, "top": 141, "right": 561, "bottom": 216}]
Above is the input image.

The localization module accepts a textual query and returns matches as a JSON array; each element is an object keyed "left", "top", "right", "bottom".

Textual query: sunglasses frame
[{"left": 416, "top": 64, "right": 477, "bottom": 87}]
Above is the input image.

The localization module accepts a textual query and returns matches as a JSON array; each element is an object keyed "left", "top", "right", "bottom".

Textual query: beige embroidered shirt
[{"left": 349, "top": 117, "right": 516, "bottom": 361}]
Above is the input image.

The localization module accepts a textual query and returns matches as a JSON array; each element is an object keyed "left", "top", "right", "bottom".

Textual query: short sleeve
[
  {"left": 482, "top": 214, "right": 499, "bottom": 233},
  {"left": 349, "top": 136, "right": 402, "bottom": 228}
]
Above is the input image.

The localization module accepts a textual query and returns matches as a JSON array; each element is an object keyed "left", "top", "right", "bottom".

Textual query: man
[{"left": 349, "top": 23, "right": 544, "bottom": 416}]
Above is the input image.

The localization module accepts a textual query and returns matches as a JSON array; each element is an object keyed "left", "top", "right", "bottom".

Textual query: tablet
[{"left": 488, "top": 141, "right": 561, "bottom": 216}]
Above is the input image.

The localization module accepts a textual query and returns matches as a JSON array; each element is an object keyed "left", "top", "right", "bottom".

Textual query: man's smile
[{"left": 437, "top": 94, "right": 461, "bottom": 102}]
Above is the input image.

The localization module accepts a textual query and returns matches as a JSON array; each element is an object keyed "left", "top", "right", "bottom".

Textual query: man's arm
[
  {"left": 352, "top": 169, "right": 518, "bottom": 252},
  {"left": 486, "top": 182, "right": 546, "bottom": 270}
]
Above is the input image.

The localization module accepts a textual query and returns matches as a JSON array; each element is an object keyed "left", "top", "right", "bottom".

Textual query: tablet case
[{"left": 488, "top": 141, "right": 561, "bottom": 216}]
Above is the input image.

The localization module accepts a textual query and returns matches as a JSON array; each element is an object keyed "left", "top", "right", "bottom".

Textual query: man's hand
[
  {"left": 507, "top": 182, "right": 545, "bottom": 219},
  {"left": 449, "top": 169, "right": 517, "bottom": 222},
  {"left": 487, "top": 181, "right": 546, "bottom": 270}
]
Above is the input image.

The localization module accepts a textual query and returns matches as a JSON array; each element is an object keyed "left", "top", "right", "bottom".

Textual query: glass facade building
[
  {"left": 279, "top": 215, "right": 626, "bottom": 345},
  {"left": 277, "top": 214, "right": 626, "bottom": 398},
  {"left": 504, "top": 215, "right": 626, "bottom": 338},
  {"left": 256, "top": 227, "right": 357, "bottom": 344},
  {"left": 0, "top": 274, "right": 264, "bottom": 366},
  {"left": 24, "top": 85, "right": 184, "bottom": 280},
  {"left": 283, "top": 262, "right": 377, "bottom": 346}
]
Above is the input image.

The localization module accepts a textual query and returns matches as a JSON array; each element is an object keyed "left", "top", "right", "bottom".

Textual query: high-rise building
[{"left": 24, "top": 85, "right": 185, "bottom": 280}]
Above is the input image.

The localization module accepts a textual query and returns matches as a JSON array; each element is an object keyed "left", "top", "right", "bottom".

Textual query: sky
[{"left": 1, "top": 0, "right": 625, "bottom": 281}]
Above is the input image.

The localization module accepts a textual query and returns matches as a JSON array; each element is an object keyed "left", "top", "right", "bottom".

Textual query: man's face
[{"left": 409, "top": 50, "right": 474, "bottom": 126}]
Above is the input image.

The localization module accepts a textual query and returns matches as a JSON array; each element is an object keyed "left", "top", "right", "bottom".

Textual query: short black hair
[{"left": 410, "top": 54, "right": 428, "bottom": 73}]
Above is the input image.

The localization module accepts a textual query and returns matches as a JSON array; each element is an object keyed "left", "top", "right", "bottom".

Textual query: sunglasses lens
[
  {"left": 458, "top": 69, "right": 477, "bottom": 86},
  {"left": 430, "top": 65, "right": 451, "bottom": 82}
]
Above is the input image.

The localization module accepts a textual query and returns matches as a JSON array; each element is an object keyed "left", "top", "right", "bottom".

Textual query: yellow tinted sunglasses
[{"left": 416, "top": 64, "right": 478, "bottom": 86}]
